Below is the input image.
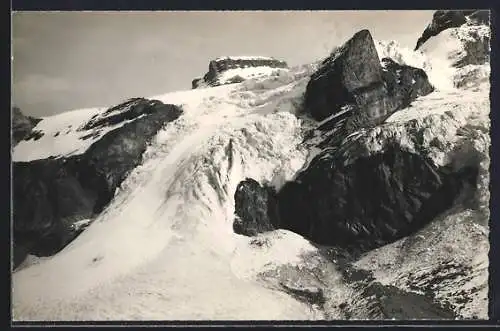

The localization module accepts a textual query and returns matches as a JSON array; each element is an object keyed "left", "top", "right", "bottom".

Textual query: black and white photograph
[{"left": 11, "top": 9, "right": 493, "bottom": 322}]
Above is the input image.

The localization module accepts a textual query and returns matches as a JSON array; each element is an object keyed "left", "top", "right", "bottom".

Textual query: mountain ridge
[{"left": 11, "top": 11, "right": 491, "bottom": 321}]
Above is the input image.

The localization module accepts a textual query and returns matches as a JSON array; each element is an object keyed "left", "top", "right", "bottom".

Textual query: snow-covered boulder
[{"left": 192, "top": 56, "right": 289, "bottom": 88}]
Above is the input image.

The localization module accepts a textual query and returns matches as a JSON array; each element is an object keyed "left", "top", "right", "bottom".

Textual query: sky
[{"left": 12, "top": 10, "right": 434, "bottom": 117}]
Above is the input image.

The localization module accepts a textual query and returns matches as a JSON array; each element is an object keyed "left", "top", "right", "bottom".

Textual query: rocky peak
[
  {"left": 414, "top": 10, "right": 490, "bottom": 50},
  {"left": 12, "top": 106, "right": 42, "bottom": 147},
  {"left": 211, "top": 56, "right": 288, "bottom": 72},
  {"left": 304, "top": 29, "right": 433, "bottom": 123},
  {"left": 192, "top": 56, "right": 288, "bottom": 88}
]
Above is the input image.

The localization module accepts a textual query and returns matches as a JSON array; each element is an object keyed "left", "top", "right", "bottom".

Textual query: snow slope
[
  {"left": 13, "top": 106, "right": 109, "bottom": 162},
  {"left": 12, "top": 65, "right": 324, "bottom": 321},
  {"left": 376, "top": 23, "right": 490, "bottom": 92},
  {"left": 12, "top": 24, "right": 490, "bottom": 320}
]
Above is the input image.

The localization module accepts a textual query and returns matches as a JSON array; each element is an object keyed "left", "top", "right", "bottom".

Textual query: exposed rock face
[
  {"left": 339, "top": 266, "right": 456, "bottom": 319},
  {"left": 76, "top": 98, "right": 183, "bottom": 211},
  {"left": 259, "top": 245, "right": 458, "bottom": 319},
  {"left": 13, "top": 98, "right": 183, "bottom": 268},
  {"left": 415, "top": 11, "right": 468, "bottom": 51},
  {"left": 13, "top": 157, "right": 94, "bottom": 262},
  {"left": 467, "top": 10, "right": 490, "bottom": 25},
  {"left": 234, "top": 145, "right": 478, "bottom": 255},
  {"left": 277, "top": 145, "right": 477, "bottom": 252},
  {"left": 192, "top": 77, "right": 203, "bottom": 89},
  {"left": 12, "top": 107, "right": 42, "bottom": 146},
  {"left": 453, "top": 65, "right": 490, "bottom": 89},
  {"left": 415, "top": 10, "right": 489, "bottom": 50},
  {"left": 380, "top": 57, "right": 434, "bottom": 109},
  {"left": 233, "top": 178, "right": 278, "bottom": 236},
  {"left": 451, "top": 25, "right": 490, "bottom": 69},
  {"left": 304, "top": 30, "right": 434, "bottom": 123},
  {"left": 353, "top": 203, "right": 490, "bottom": 319},
  {"left": 193, "top": 56, "right": 288, "bottom": 88},
  {"left": 279, "top": 280, "right": 326, "bottom": 307},
  {"left": 304, "top": 30, "right": 382, "bottom": 122}
]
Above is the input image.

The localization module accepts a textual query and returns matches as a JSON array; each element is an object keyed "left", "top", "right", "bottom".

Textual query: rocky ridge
[
  {"left": 13, "top": 98, "right": 183, "bottom": 268},
  {"left": 12, "top": 107, "right": 42, "bottom": 147},
  {"left": 415, "top": 10, "right": 489, "bottom": 51},
  {"left": 11, "top": 10, "right": 490, "bottom": 320},
  {"left": 192, "top": 56, "right": 288, "bottom": 88}
]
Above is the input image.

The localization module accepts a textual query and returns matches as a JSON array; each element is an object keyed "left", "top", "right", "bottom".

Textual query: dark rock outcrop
[
  {"left": 338, "top": 265, "right": 456, "bottom": 319},
  {"left": 13, "top": 156, "right": 95, "bottom": 260},
  {"left": 451, "top": 27, "right": 490, "bottom": 69},
  {"left": 234, "top": 134, "right": 477, "bottom": 253},
  {"left": 415, "top": 10, "right": 490, "bottom": 50},
  {"left": 234, "top": 146, "right": 477, "bottom": 253},
  {"left": 279, "top": 281, "right": 326, "bottom": 307},
  {"left": 467, "top": 10, "right": 490, "bottom": 25},
  {"left": 261, "top": 247, "right": 458, "bottom": 319},
  {"left": 415, "top": 11, "right": 468, "bottom": 51},
  {"left": 304, "top": 30, "right": 383, "bottom": 122},
  {"left": 233, "top": 178, "right": 278, "bottom": 236},
  {"left": 304, "top": 30, "right": 434, "bottom": 123},
  {"left": 192, "top": 77, "right": 203, "bottom": 89},
  {"left": 77, "top": 98, "right": 183, "bottom": 212},
  {"left": 380, "top": 57, "right": 434, "bottom": 109},
  {"left": 13, "top": 98, "right": 183, "bottom": 268},
  {"left": 80, "top": 97, "right": 164, "bottom": 131},
  {"left": 276, "top": 145, "right": 478, "bottom": 252},
  {"left": 12, "top": 106, "right": 42, "bottom": 146},
  {"left": 193, "top": 56, "right": 288, "bottom": 88}
]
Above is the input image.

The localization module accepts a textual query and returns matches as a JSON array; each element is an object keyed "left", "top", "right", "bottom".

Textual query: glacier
[{"left": 12, "top": 19, "right": 490, "bottom": 321}]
